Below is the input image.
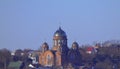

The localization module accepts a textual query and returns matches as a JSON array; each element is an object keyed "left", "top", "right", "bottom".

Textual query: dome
[
  {"left": 72, "top": 42, "right": 79, "bottom": 50},
  {"left": 54, "top": 27, "right": 67, "bottom": 37},
  {"left": 42, "top": 42, "right": 49, "bottom": 50}
]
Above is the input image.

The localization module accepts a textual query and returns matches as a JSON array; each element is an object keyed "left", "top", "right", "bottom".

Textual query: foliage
[
  {"left": 8, "top": 61, "right": 21, "bottom": 69},
  {"left": 0, "top": 48, "right": 11, "bottom": 69}
]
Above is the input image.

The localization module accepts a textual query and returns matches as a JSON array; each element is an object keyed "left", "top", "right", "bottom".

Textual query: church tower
[
  {"left": 53, "top": 27, "right": 69, "bottom": 66},
  {"left": 39, "top": 27, "right": 82, "bottom": 67},
  {"left": 52, "top": 27, "right": 68, "bottom": 53}
]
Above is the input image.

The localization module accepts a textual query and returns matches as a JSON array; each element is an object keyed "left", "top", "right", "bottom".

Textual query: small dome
[
  {"left": 54, "top": 27, "right": 67, "bottom": 37},
  {"left": 42, "top": 42, "right": 49, "bottom": 50},
  {"left": 72, "top": 42, "right": 79, "bottom": 50}
]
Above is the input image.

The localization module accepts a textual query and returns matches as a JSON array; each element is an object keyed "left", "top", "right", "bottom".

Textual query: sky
[{"left": 0, "top": 0, "right": 120, "bottom": 51}]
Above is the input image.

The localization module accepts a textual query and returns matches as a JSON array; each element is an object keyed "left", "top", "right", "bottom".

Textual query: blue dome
[
  {"left": 72, "top": 42, "right": 79, "bottom": 49},
  {"left": 54, "top": 27, "right": 67, "bottom": 37},
  {"left": 42, "top": 42, "right": 49, "bottom": 49}
]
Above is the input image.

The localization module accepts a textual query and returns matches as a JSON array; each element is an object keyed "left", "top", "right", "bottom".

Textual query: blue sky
[{"left": 0, "top": 0, "right": 120, "bottom": 50}]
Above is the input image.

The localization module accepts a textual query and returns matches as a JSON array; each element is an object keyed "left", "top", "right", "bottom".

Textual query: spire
[
  {"left": 59, "top": 26, "right": 62, "bottom": 30},
  {"left": 58, "top": 21, "right": 63, "bottom": 31}
]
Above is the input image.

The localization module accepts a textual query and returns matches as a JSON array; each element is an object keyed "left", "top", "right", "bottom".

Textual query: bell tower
[
  {"left": 53, "top": 27, "right": 69, "bottom": 66},
  {"left": 52, "top": 27, "right": 68, "bottom": 52}
]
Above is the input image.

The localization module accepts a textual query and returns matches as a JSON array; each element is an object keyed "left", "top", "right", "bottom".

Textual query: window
[
  {"left": 47, "top": 55, "right": 51, "bottom": 66},
  {"left": 58, "top": 40, "right": 62, "bottom": 46},
  {"left": 54, "top": 40, "right": 57, "bottom": 46}
]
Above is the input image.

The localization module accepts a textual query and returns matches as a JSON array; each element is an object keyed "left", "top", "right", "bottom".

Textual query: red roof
[{"left": 87, "top": 47, "right": 94, "bottom": 51}]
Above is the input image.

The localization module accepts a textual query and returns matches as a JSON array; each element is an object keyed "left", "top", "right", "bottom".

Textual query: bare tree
[{"left": 0, "top": 48, "right": 11, "bottom": 69}]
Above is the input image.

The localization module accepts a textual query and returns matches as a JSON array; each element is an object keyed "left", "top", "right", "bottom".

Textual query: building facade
[{"left": 39, "top": 27, "right": 82, "bottom": 67}]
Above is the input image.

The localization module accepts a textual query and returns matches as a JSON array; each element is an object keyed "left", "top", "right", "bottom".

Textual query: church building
[{"left": 39, "top": 27, "right": 82, "bottom": 67}]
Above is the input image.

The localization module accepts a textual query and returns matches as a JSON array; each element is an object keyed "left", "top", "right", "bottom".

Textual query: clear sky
[{"left": 0, "top": 0, "right": 120, "bottom": 50}]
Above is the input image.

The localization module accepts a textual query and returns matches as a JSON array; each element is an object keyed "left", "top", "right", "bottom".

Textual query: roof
[
  {"left": 86, "top": 47, "right": 94, "bottom": 51},
  {"left": 42, "top": 42, "right": 49, "bottom": 49},
  {"left": 54, "top": 27, "right": 66, "bottom": 37},
  {"left": 72, "top": 42, "right": 79, "bottom": 49}
]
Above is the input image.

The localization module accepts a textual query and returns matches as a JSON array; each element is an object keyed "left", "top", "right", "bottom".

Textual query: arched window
[
  {"left": 46, "top": 54, "right": 51, "bottom": 66},
  {"left": 42, "top": 47, "right": 44, "bottom": 52},
  {"left": 58, "top": 46, "right": 62, "bottom": 52},
  {"left": 54, "top": 40, "right": 57, "bottom": 46},
  {"left": 58, "top": 40, "right": 60, "bottom": 46}
]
